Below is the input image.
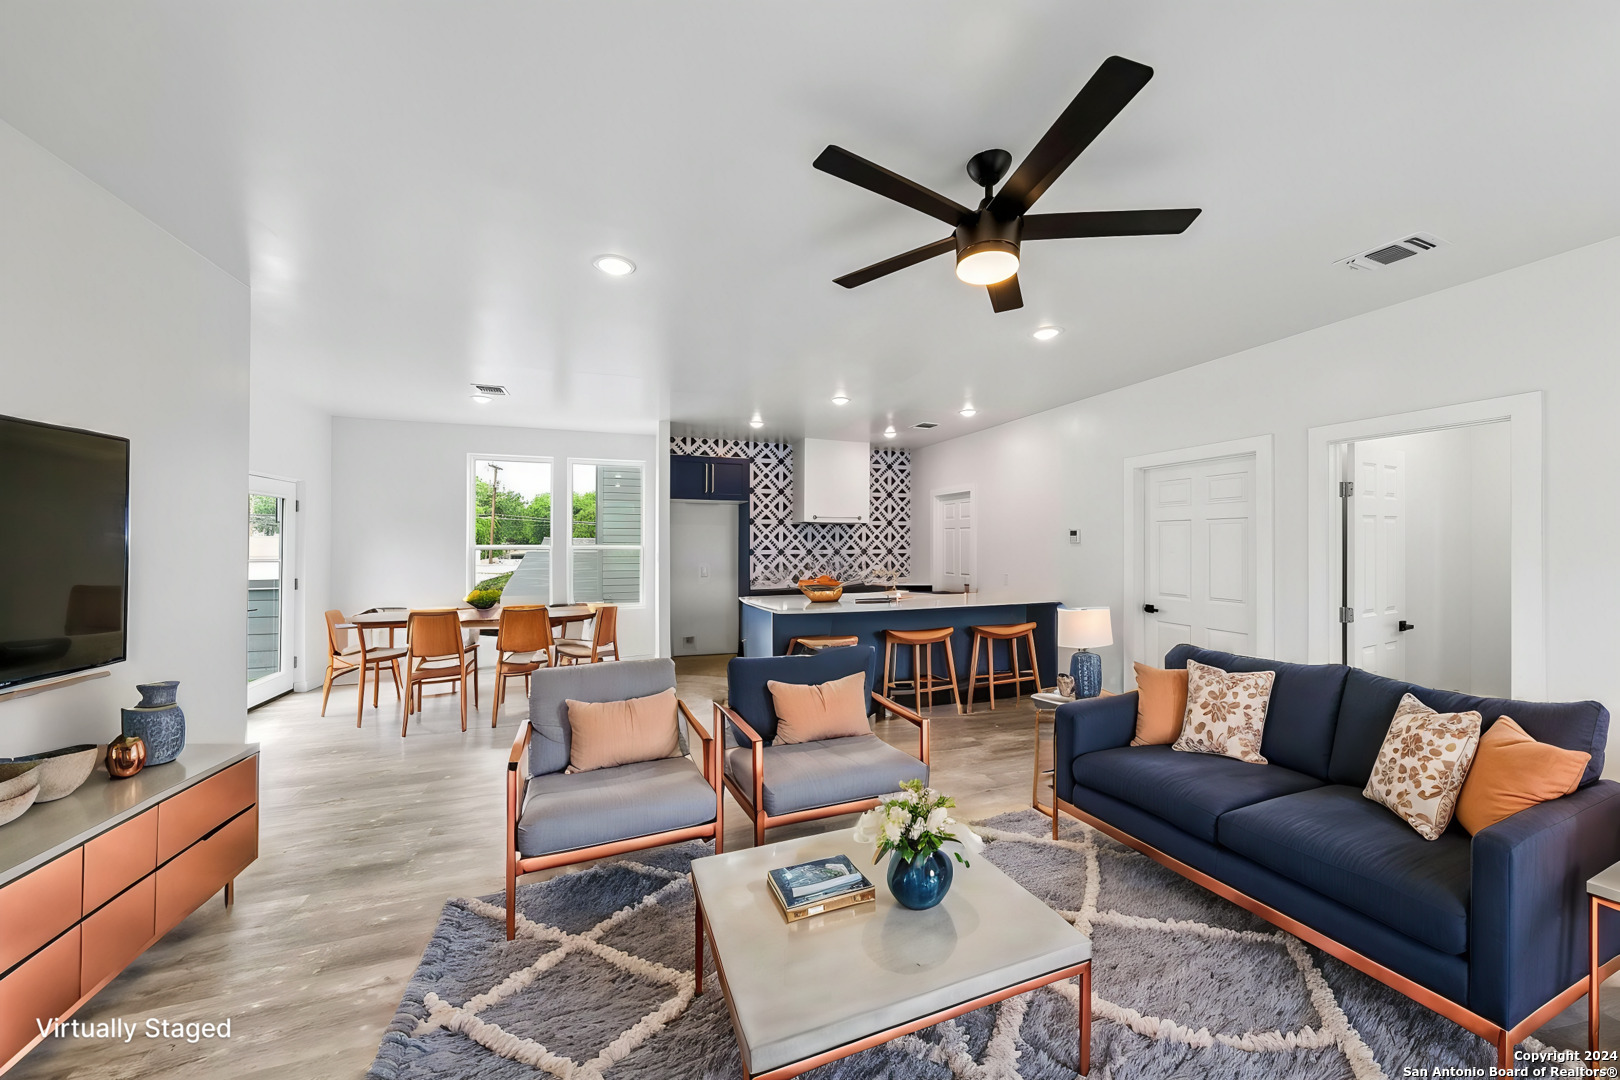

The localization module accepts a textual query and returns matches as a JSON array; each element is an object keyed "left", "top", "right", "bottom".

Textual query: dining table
[{"left": 342, "top": 604, "right": 600, "bottom": 646}]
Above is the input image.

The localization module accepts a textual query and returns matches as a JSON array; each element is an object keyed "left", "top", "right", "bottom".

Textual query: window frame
[
  {"left": 466, "top": 453, "right": 557, "bottom": 602},
  {"left": 564, "top": 456, "right": 648, "bottom": 609}
]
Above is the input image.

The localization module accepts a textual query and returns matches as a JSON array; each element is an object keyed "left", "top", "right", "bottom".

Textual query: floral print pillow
[
  {"left": 1171, "top": 660, "right": 1275, "bottom": 764},
  {"left": 1363, "top": 693, "right": 1482, "bottom": 840}
]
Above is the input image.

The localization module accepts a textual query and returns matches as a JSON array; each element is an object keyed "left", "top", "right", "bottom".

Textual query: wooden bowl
[{"left": 798, "top": 583, "right": 845, "bottom": 603}]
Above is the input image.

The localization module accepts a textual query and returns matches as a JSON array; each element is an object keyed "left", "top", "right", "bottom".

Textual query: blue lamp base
[{"left": 1069, "top": 649, "right": 1102, "bottom": 698}]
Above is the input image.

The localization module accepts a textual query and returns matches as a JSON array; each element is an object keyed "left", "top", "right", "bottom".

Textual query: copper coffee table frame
[
  {"left": 1060, "top": 796, "right": 1620, "bottom": 1074},
  {"left": 697, "top": 907, "right": 1092, "bottom": 1080},
  {"left": 1589, "top": 895, "right": 1620, "bottom": 1051}
]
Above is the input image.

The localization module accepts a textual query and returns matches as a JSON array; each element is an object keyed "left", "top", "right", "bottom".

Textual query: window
[
  {"left": 570, "top": 461, "right": 642, "bottom": 604},
  {"left": 471, "top": 458, "right": 552, "bottom": 603}
]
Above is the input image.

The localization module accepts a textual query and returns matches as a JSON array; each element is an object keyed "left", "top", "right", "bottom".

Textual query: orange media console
[{"left": 0, "top": 744, "right": 259, "bottom": 1074}]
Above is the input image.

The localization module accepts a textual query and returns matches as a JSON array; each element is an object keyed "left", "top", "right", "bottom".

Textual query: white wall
[
  {"left": 0, "top": 119, "right": 248, "bottom": 756},
  {"left": 329, "top": 417, "right": 661, "bottom": 659},
  {"left": 912, "top": 234, "right": 1620, "bottom": 769},
  {"left": 1377, "top": 424, "right": 1510, "bottom": 696},
  {"left": 670, "top": 501, "right": 740, "bottom": 656},
  {"left": 248, "top": 381, "right": 332, "bottom": 692}
]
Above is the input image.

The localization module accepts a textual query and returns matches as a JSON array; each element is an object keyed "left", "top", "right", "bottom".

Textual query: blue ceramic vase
[
  {"left": 121, "top": 681, "right": 186, "bottom": 766},
  {"left": 887, "top": 849, "right": 954, "bottom": 910},
  {"left": 1070, "top": 648, "right": 1103, "bottom": 698}
]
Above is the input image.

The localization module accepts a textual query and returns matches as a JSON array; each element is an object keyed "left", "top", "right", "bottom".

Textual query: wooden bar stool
[
  {"left": 882, "top": 628, "right": 962, "bottom": 715},
  {"left": 967, "top": 622, "right": 1042, "bottom": 712},
  {"left": 784, "top": 634, "right": 859, "bottom": 655}
]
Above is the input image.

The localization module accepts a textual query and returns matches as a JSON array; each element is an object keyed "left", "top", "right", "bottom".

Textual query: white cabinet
[{"left": 791, "top": 439, "right": 871, "bottom": 524}]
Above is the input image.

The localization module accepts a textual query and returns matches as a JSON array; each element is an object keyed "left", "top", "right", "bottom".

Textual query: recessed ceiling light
[
  {"left": 1032, "top": 325, "right": 1063, "bottom": 341},
  {"left": 471, "top": 394, "right": 492, "bottom": 404},
  {"left": 883, "top": 426, "right": 897, "bottom": 439},
  {"left": 749, "top": 415, "right": 764, "bottom": 429},
  {"left": 831, "top": 394, "right": 850, "bottom": 406},
  {"left": 592, "top": 254, "right": 636, "bottom": 276},
  {"left": 960, "top": 405, "right": 977, "bottom": 418}
]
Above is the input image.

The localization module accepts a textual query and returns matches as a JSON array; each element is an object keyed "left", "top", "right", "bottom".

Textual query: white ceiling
[{"left": 3, "top": 2, "right": 1619, "bottom": 446}]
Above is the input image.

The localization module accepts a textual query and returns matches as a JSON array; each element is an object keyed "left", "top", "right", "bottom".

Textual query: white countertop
[{"left": 740, "top": 593, "right": 1059, "bottom": 615}]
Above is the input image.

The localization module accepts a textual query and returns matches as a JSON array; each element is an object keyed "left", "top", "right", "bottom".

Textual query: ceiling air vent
[
  {"left": 912, "top": 421, "right": 939, "bottom": 430},
  {"left": 471, "top": 383, "right": 509, "bottom": 397},
  {"left": 1339, "top": 233, "right": 1447, "bottom": 271}
]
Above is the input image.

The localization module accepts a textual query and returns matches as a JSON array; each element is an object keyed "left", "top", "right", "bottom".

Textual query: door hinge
[
  {"left": 294, "top": 578, "right": 299, "bottom": 590},
  {"left": 293, "top": 656, "right": 298, "bottom": 669},
  {"left": 295, "top": 499, "right": 301, "bottom": 512},
  {"left": 1338, "top": 606, "right": 1356, "bottom": 624},
  {"left": 1338, "top": 481, "right": 1354, "bottom": 497}
]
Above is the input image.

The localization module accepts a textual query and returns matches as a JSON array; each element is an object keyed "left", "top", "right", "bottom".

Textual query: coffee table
[{"left": 690, "top": 828, "right": 1092, "bottom": 1079}]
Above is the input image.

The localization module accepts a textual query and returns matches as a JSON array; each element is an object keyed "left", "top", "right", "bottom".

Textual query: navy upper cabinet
[{"left": 670, "top": 454, "right": 750, "bottom": 501}]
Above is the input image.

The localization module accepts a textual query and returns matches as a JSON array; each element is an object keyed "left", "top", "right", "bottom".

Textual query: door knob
[
  {"left": 1398, "top": 620, "right": 1416, "bottom": 632},
  {"left": 1143, "top": 604, "right": 1160, "bottom": 614}
]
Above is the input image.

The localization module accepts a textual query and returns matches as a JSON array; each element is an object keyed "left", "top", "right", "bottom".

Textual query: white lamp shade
[{"left": 1058, "top": 606, "right": 1113, "bottom": 649}]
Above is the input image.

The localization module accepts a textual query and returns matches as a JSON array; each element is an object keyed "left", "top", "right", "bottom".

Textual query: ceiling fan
[{"left": 813, "top": 55, "right": 1201, "bottom": 313}]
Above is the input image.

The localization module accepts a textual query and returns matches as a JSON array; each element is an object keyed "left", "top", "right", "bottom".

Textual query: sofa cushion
[
  {"left": 1072, "top": 744, "right": 1320, "bottom": 844},
  {"left": 725, "top": 734, "right": 926, "bottom": 817},
  {"left": 529, "top": 659, "right": 681, "bottom": 776},
  {"left": 1219, "top": 785, "right": 1472, "bottom": 955},
  {"left": 726, "top": 647, "right": 877, "bottom": 744},
  {"left": 1164, "top": 645, "right": 1348, "bottom": 780},
  {"left": 517, "top": 757, "right": 716, "bottom": 857},
  {"left": 1328, "top": 667, "right": 1609, "bottom": 789}
]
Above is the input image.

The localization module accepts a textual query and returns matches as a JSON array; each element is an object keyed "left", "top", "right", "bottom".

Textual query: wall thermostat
[{"left": 1069, "top": 529, "right": 1081, "bottom": 545}]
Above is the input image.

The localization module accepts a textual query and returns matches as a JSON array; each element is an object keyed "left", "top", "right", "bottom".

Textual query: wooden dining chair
[
  {"left": 555, "top": 605, "right": 619, "bottom": 665},
  {"left": 322, "top": 609, "right": 406, "bottom": 727},
  {"left": 492, "top": 605, "right": 554, "bottom": 728},
  {"left": 402, "top": 609, "right": 476, "bottom": 736}
]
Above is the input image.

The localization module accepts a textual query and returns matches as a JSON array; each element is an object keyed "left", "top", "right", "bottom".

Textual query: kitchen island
[{"left": 739, "top": 593, "right": 1060, "bottom": 704}]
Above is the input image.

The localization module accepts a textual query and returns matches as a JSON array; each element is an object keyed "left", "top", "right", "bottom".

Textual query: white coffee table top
[{"left": 690, "top": 828, "right": 1091, "bottom": 1077}]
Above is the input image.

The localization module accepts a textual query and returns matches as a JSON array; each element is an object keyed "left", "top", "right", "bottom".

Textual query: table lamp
[{"left": 1058, "top": 607, "right": 1112, "bottom": 698}]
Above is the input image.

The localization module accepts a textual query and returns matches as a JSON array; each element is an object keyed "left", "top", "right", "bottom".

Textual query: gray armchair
[
  {"left": 717, "top": 646, "right": 930, "bottom": 846},
  {"left": 505, "top": 659, "right": 720, "bottom": 954}
]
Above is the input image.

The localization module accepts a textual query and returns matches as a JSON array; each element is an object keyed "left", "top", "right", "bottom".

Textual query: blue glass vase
[
  {"left": 1069, "top": 649, "right": 1102, "bottom": 698},
  {"left": 886, "top": 849, "right": 954, "bottom": 910}
]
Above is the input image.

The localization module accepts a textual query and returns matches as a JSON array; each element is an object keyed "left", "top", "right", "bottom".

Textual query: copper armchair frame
[
  {"left": 505, "top": 699, "right": 722, "bottom": 946},
  {"left": 716, "top": 692, "right": 931, "bottom": 847}
]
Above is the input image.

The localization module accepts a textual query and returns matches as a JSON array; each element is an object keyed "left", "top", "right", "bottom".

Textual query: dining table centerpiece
[{"left": 853, "top": 779, "right": 983, "bottom": 910}]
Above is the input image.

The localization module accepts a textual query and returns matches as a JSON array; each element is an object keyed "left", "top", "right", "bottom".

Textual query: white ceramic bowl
[
  {"left": 0, "top": 763, "right": 42, "bottom": 827},
  {"left": 11, "top": 745, "right": 99, "bottom": 802}
]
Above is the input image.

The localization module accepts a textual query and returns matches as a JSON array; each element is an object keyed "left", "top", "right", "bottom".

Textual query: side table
[
  {"left": 1031, "top": 689, "right": 1113, "bottom": 840},
  {"left": 1589, "top": 864, "right": 1620, "bottom": 1050}
]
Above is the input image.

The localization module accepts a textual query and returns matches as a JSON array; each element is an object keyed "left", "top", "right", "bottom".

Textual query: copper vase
[{"left": 106, "top": 734, "right": 146, "bottom": 778}]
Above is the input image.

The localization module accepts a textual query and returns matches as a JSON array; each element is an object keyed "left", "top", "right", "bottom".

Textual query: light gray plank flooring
[{"left": 6, "top": 654, "right": 1606, "bottom": 1077}]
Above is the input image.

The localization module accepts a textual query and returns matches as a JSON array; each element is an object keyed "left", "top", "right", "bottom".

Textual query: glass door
[{"left": 248, "top": 476, "right": 298, "bottom": 707}]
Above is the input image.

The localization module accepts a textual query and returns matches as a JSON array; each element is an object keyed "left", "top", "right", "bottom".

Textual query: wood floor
[{"left": 7, "top": 654, "right": 1608, "bottom": 1077}]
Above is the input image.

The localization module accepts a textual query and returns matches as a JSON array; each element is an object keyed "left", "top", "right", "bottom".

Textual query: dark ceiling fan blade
[
  {"left": 814, "top": 145, "right": 971, "bottom": 227},
  {"left": 833, "top": 237, "right": 956, "bottom": 289},
  {"left": 1022, "top": 208, "right": 1201, "bottom": 240},
  {"left": 987, "top": 274, "right": 1023, "bottom": 312},
  {"left": 988, "top": 56, "right": 1155, "bottom": 219}
]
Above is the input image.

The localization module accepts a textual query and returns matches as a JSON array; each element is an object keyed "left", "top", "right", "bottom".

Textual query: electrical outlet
[
  {"left": 699, "top": 564, "right": 709, "bottom": 578},
  {"left": 1002, "top": 573, "right": 1009, "bottom": 586},
  {"left": 683, "top": 636, "right": 695, "bottom": 646}
]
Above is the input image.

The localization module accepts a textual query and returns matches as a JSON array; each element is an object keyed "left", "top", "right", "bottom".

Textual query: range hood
[{"left": 791, "top": 438, "right": 871, "bottom": 524}]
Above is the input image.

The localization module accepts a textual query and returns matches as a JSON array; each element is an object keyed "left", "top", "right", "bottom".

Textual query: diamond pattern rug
[{"left": 368, "top": 811, "right": 1545, "bottom": 1080}]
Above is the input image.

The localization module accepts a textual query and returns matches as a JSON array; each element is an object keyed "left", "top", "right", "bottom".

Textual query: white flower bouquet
[{"left": 851, "top": 779, "right": 984, "bottom": 867}]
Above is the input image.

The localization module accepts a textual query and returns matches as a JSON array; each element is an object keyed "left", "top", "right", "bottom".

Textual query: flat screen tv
[{"left": 0, "top": 414, "right": 130, "bottom": 691}]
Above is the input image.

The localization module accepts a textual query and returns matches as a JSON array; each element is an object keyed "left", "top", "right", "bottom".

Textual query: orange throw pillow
[
  {"left": 1455, "top": 716, "right": 1589, "bottom": 834},
  {"left": 565, "top": 688, "right": 680, "bottom": 773},
  {"left": 1131, "top": 663, "right": 1189, "bottom": 746},
  {"left": 767, "top": 672, "right": 871, "bottom": 744}
]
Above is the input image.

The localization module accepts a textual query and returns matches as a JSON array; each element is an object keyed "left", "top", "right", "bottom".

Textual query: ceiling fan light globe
[{"left": 955, "top": 245, "right": 1019, "bottom": 286}]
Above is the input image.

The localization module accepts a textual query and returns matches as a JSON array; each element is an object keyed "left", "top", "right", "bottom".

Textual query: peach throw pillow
[
  {"left": 1131, "top": 663, "right": 1189, "bottom": 746},
  {"left": 767, "top": 672, "right": 871, "bottom": 744},
  {"left": 565, "top": 688, "right": 680, "bottom": 773},
  {"left": 1455, "top": 716, "right": 1589, "bottom": 835}
]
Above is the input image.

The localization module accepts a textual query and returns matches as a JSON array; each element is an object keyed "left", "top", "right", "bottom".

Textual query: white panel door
[
  {"left": 1347, "top": 443, "right": 1408, "bottom": 677},
  {"left": 1143, "top": 456, "right": 1255, "bottom": 663},
  {"left": 936, "top": 493, "right": 974, "bottom": 592}
]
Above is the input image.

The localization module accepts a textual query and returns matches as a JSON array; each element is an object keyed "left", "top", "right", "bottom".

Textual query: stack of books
[{"left": 766, "top": 855, "right": 876, "bottom": 922}]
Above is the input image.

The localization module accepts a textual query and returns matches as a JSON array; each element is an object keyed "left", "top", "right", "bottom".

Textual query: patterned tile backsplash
[{"left": 670, "top": 437, "right": 911, "bottom": 590}]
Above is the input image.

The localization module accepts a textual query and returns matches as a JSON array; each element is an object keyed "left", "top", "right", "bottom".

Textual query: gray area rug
[{"left": 369, "top": 811, "right": 1542, "bottom": 1079}]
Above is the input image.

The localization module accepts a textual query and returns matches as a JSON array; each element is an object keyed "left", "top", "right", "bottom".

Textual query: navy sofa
[{"left": 1054, "top": 645, "right": 1620, "bottom": 1065}]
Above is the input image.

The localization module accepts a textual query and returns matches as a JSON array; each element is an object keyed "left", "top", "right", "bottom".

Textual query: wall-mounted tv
[{"left": 0, "top": 414, "right": 130, "bottom": 691}]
